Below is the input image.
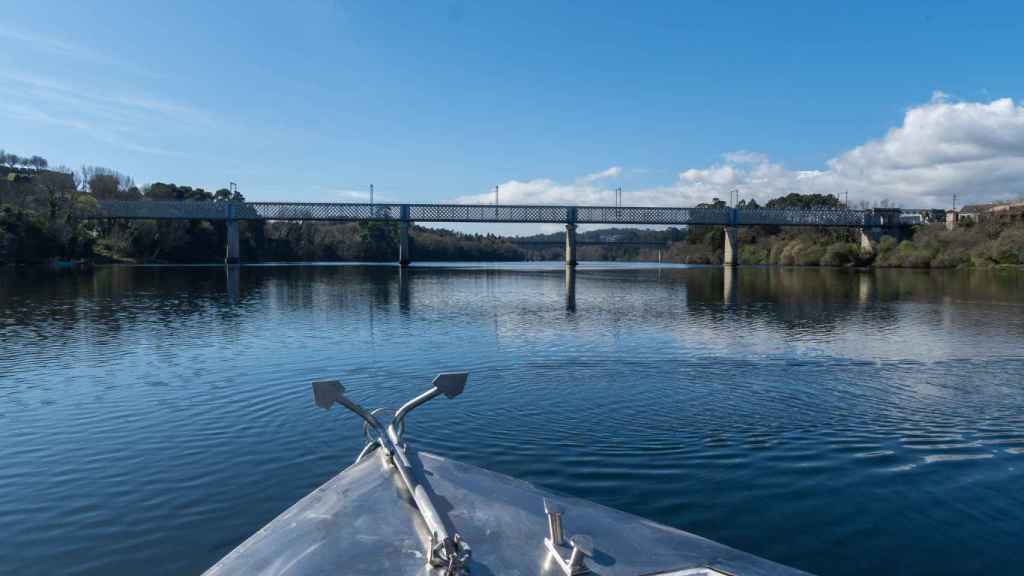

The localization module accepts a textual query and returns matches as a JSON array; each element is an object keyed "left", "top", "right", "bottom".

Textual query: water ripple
[{"left": 1, "top": 265, "right": 1023, "bottom": 576}]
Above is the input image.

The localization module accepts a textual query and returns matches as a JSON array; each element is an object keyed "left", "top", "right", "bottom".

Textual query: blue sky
[{"left": 3, "top": 1, "right": 1023, "bottom": 212}]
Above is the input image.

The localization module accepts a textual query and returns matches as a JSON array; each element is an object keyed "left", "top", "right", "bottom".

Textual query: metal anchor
[{"left": 313, "top": 373, "right": 472, "bottom": 574}]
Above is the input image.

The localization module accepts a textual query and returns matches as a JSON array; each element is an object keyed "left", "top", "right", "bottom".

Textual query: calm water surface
[{"left": 2, "top": 263, "right": 1023, "bottom": 575}]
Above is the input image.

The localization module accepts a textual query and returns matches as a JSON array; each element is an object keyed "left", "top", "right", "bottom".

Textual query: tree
[
  {"left": 696, "top": 197, "right": 728, "bottom": 209},
  {"left": 765, "top": 193, "right": 842, "bottom": 209},
  {"left": 83, "top": 166, "right": 135, "bottom": 199},
  {"left": 89, "top": 174, "right": 122, "bottom": 199},
  {"left": 35, "top": 169, "right": 76, "bottom": 218},
  {"left": 2, "top": 152, "right": 22, "bottom": 169},
  {"left": 30, "top": 156, "right": 48, "bottom": 171}
]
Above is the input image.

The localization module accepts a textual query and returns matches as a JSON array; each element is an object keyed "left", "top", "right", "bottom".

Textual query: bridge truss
[{"left": 87, "top": 200, "right": 898, "bottom": 228}]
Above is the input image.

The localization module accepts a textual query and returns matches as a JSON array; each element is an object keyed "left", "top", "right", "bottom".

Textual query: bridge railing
[
  {"left": 576, "top": 206, "right": 732, "bottom": 225},
  {"left": 736, "top": 208, "right": 867, "bottom": 227},
  {"left": 408, "top": 204, "right": 570, "bottom": 223},
  {"left": 245, "top": 202, "right": 403, "bottom": 221},
  {"left": 88, "top": 200, "right": 233, "bottom": 220}
]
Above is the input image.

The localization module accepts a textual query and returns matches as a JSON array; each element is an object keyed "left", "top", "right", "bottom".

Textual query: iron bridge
[{"left": 86, "top": 200, "right": 908, "bottom": 228}]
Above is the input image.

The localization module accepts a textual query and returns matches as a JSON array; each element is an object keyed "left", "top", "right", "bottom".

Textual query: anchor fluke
[
  {"left": 312, "top": 380, "right": 345, "bottom": 410},
  {"left": 432, "top": 372, "right": 469, "bottom": 399}
]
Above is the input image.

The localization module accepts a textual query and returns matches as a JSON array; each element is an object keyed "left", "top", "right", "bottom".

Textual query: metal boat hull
[{"left": 204, "top": 450, "right": 811, "bottom": 575}]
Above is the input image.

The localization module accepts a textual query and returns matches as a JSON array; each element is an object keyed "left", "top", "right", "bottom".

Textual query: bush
[
  {"left": 739, "top": 244, "right": 769, "bottom": 264},
  {"left": 990, "top": 227, "right": 1024, "bottom": 265},
  {"left": 821, "top": 242, "right": 860, "bottom": 266},
  {"left": 877, "top": 235, "right": 899, "bottom": 255},
  {"left": 796, "top": 243, "right": 825, "bottom": 266}
]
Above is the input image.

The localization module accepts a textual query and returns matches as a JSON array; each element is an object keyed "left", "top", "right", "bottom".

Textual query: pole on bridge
[
  {"left": 565, "top": 207, "right": 578, "bottom": 267},
  {"left": 399, "top": 205, "right": 411, "bottom": 267}
]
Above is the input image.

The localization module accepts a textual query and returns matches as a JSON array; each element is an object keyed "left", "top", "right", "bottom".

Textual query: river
[{"left": 2, "top": 263, "right": 1022, "bottom": 575}]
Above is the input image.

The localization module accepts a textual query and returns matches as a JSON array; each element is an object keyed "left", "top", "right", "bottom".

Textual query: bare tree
[
  {"left": 82, "top": 166, "right": 134, "bottom": 198},
  {"left": 35, "top": 169, "right": 75, "bottom": 219}
]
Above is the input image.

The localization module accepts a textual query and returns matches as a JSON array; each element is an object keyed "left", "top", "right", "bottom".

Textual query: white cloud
[
  {"left": 454, "top": 95, "right": 1024, "bottom": 209},
  {"left": 0, "top": 71, "right": 215, "bottom": 156},
  {"left": 0, "top": 25, "right": 103, "bottom": 61},
  {"left": 580, "top": 166, "right": 622, "bottom": 183}
]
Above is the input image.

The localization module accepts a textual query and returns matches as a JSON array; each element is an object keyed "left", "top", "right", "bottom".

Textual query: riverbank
[{"left": 662, "top": 218, "right": 1024, "bottom": 268}]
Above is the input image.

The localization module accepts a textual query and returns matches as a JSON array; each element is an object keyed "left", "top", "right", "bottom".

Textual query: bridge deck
[{"left": 87, "top": 200, "right": 908, "bottom": 227}]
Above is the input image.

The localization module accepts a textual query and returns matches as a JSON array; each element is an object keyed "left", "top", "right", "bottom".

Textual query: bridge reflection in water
[{"left": 215, "top": 263, "right": 1015, "bottom": 316}]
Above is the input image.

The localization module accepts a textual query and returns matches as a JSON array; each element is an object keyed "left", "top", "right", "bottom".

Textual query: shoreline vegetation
[{"left": 2, "top": 149, "right": 1022, "bottom": 268}]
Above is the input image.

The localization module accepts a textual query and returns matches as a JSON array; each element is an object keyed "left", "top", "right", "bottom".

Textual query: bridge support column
[
  {"left": 859, "top": 228, "right": 877, "bottom": 254},
  {"left": 225, "top": 219, "right": 240, "bottom": 264},
  {"left": 565, "top": 223, "right": 578, "bottom": 267},
  {"left": 723, "top": 226, "right": 738, "bottom": 266},
  {"left": 398, "top": 221, "right": 411, "bottom": 267}
]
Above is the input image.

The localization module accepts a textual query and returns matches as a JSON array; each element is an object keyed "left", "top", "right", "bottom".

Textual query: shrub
[
  {"left": 779, "top": 240, "right": 803, "bottom": 265},
  {"left": 739, "top": 244, "right": 769, "bottom": 264},
  {"left": 796, "top": 244, "right": 825, "bottom": 266},
  {"left": 821, "top": 242, "right": 859, "bottom": 266},
  {"left": 991, "top": 227, "right": 1024, "bottom": 265}
]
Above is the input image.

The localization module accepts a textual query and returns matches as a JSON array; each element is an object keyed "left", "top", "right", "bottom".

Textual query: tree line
[{"left": 1, "top": 149, "right": 49, "bottom": 172}]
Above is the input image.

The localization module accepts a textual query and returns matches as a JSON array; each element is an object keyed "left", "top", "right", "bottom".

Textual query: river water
[{"left": 1, "top": 263, "right": 1022, "bottom": 575}]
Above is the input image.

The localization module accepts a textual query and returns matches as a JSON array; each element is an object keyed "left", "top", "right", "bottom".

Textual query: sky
[{"left": 3, "top": 1, "right": 1024, "bottom": 227}]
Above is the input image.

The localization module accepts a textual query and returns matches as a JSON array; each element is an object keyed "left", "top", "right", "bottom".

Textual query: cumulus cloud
[
  {"left": 455, "top": 95, "right": 1024, "bottom": 209},
  {"left": 580, "top": 166, "right": 622, "bottom": 183}
]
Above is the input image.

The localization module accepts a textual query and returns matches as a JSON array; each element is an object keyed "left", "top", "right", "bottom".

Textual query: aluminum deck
[{"left": 204, "top": 449, "right": 812, "bottom": 576}]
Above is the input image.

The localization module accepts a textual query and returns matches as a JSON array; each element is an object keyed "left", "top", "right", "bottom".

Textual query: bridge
[{"left": 86, "top": 200, "right": 910, "bottom": 266}]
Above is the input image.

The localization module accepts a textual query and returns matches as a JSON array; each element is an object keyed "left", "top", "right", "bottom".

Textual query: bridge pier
[
  {"left": 723, "top": 226, "right": 738, "bottom": 266},
  {"left": 859, "top": 228, "right": 877, "bottom": 254},
  {"left": 225, "top": 219, "right": 240, "bottom": 264},
  {"left": 398, "top": 221, "right": 411, "bottom": 267},
  {"left": 565, "top": 223, "right": 578, "bottom": 267}
]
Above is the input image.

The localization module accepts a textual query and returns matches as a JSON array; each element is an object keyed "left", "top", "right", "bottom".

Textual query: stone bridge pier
[{"left": 723, "top": 226, "right": 739, "bottom": 266}]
